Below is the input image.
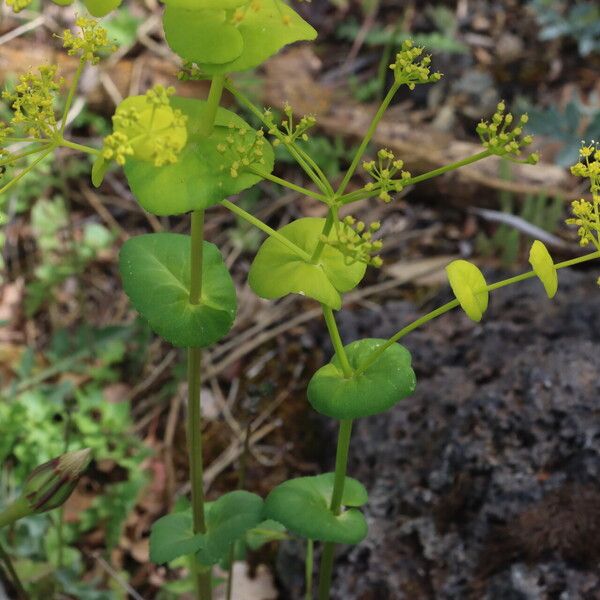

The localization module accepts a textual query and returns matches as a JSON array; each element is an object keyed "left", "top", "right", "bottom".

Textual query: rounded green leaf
[
  {"left": 529, "top": 240, "right": 558, "bottom": 298},
  {"left": 83, "top": 0, "right": 122, "bottom": 16},
  {"left": 150, "top": 511, "right": 204, "bottom": 565},
  {"left": 264, "top": 473, "right": 368, "bottom": 544},
  {"left": 446, "top": 259, "right": 489, "bottom": 322},
  {"left": 196, "top": 491, "right": 264, "bottom": 567},
  {"left": 119, "top": 233, "right": 236, "bottom": 347},
  {"left": 308, "top": 338, "right": 416, "bottom": 420},
  {"left": 163, "top": 8, "right": 244, "bottom": 65},
  {"left": 248, "top": 218, "right": 367, "bottom": 309},
  {"left": 198, "top": 0, "right": 317, "bottom": 75},
  {"left": 123, "top": 97, "right": 274, "bottom": 216}
]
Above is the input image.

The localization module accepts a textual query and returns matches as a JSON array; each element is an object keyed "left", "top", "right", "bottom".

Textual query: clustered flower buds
[
  {"left": 389, "top": 40, "right": 442, "bottom": 89},
  {"left": 60, "top": 17, "right": 116, "bottom": 65},
  {"left": 102, "top": 85, "right": 188, "bottom": 167},
  {"left": 263, "top": 103, "right": 317, "bottom": 147},
  {"left": 217, "top": 124, "right": 268, "bottom": 178},
  {"left": 363, "top": 148, "right": 411, "bottom": 202},
  {"left": 2, "top": 65, "right": 64, "bottom": 139},
  {"left": 6, "top": 0, "right": 32, "bottom": 12},
  {"left": 476, "top": 102, "right": 539, "bottom": 164},
  {"left": 325, "top": 216, "right": 384, "bottom": 268},
  {"left": 566, "top": 142, "right": 600, "bottom": 252}
]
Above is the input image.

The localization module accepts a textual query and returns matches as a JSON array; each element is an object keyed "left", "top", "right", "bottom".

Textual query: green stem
[
  {"left": 322, "top": 305, "right": 352, "bottom": 377},
  {"left": 338, "top": 150, "right": 494, "bottom": 206},
  {"left": 223, "top": 81, "right": 329, "bottom": 194},
  {"left": 0, "top": 499, "right": 30, "bottom": 530},
  {"left": 0, "top": 541, "right": 28, "bottom": 600},
  {"left": 0, "top": 148, "right": 54, "bottom": 196},
  {"left": 305, "top": 539, "right": 314, "bottom": 600},
  {"left": 0, "top": 143, "right": 52, "bottom": 167},
  {"left": 58, "top": 138, "right": 101, "bottom": 156},
  {"left": 60, "top": 59, "right": 85, "bottom": 135},
  {"left": 311, "top": 209, "right": 335, "bottom": 264},
  {"left": 336, "top": 83, "right": 400, "bottom": 197},
  {"left": 316, "top": 307, "right": 354, "bottom": 599},
  {"left": 199, "top": 75, "right": 225, "bottom": 138},
  {"left": 295, "top": 145, "right": 335, "bottom": 197},
  {"left": 221, "top": 199, "right": 312, "bottom": 261},
  {"left": 317, "top": 419, "right": 353, "bottom": 600},
  {"left": 245, "top": 165, "right": 328, "bottom": 202},
  {"left": 190, "top": 211, "right": 205, "bottom": 304},
  {"left": 355, "top": 249, "right": 600, "bottom": 376}
]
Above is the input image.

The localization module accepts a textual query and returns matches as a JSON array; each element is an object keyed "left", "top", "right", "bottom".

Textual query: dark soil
[{"left": 292, "top": 267, "right": 600, "bottom": 599}]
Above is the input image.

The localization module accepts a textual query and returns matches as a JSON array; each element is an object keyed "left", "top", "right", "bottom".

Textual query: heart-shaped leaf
[
  {"left": 163, "top": 8, "right": 244, "bottom": 65},
  {"left": 150, "top": 511, "right": 204, "bottom": 565},
  {"left": 248, "top": 218, "right": 367, "bottom": 309},
  {"left": 529, "top": 240, "right": 558, "bottom": 298},
  {"left": 119, "top": 233, "right": 236, "bottom": 347},
  {"left": 308, "top": 338, "right": 416, "bottom": 420},
  {"left": 196, "top": 491, "right": 264, "bottom": 566},
  {"left": 446, "top": 259, "right": 489, "bottom": 322},
  {"left": 123, "top": 97, "right": 274, "bottom": 216},
  {"left": 264, "top": 473, "right": 368, "bottom": 544}
]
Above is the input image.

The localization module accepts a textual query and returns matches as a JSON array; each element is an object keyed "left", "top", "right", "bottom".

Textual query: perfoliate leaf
[
  {"left": 123, "top": 97, "right": 274, "bottom": 216},
  {"left": 248, "top": 218, "right": 366, "bottom": 309},
  {"left": 529, "top": 240, "right": 558, "bottom": 298},
  {"left": 264, "top": 473, "right": 368, "bottom": 544},
  {"left": 197, "top": 0, "right": 317, "bottom": 75},
  {"left": 308, "top": 339, "right": 416, "bottom": 420},
  {"left": 119, "top": 234, "right": 237, "bottom": 347},
  {"left": 150, "top": 511, "right": 204, "bottom": 565},
  {"left": 446, "top": 259, "right": 489, "bottom": 322},
  {"left": 196, "top": 491, "right": 264, "bottom": 566},
  {"left": 163, "top": 8, "right": 244, "bottom": 65}
]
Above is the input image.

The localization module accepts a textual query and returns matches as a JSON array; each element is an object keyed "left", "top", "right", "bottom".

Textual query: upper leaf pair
[{"left": 162, "top": 0, "right": 317, "bottom": 74}]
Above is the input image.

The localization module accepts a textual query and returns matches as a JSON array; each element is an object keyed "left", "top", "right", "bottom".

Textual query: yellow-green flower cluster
[
  {"left": 476, "top": 102, "right": 539, "bottom": 164},
  {"left": 217, "top": 124, "right": 267, "bottom": 178},
  {"left": 363, "top": 149, "right": 411, "bottom": 202},
  {"left": 2, "top": 65, "right": 64, "bottom": 139},
  {"left": 102, "top": 85, "right": 188, "bottom": 168},
  {"left": 61, "top": 17, "right": 116, "bottom": 65},
  {"left": 6, "top": 0, "right": 33, "bottom": 13},
  {"left": 325, "top": 216, "right": 384, "bottom": 268},
  {"left": 566, "top": 143, "right": 600, "bottom": 250},
  {"left": 263, "top": 103, "right": 317, "bottom": 147},
  {"left": 389, "top": 40, "right": 442, "bottom": 90}
]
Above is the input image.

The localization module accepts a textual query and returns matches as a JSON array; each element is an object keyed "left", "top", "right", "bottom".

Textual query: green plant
[
  {"left": 2, "top": 3, "right": 600, "bottom": 600},
  {"left": 524, "top": 94, "right": 600, "bottom": 166},
  {"left": 0, "top": 323, "right": 148, "bottom": 597},
  {"left": 529, "top": 0, "right": 600, "bottom": 57}
]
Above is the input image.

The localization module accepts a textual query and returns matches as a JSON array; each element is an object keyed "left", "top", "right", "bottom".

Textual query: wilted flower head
[{"left": 23, "top": 448, "right": 92, "bottom": 513}]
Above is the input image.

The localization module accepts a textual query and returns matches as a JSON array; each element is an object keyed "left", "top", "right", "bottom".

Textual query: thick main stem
[
  {"left": 188, "top": 210, "right": 211, "bottom": 600},
  {"left": 318, "top": 306, "right": 354, "bottom": 599},
  {"left": 317, "top": 419, "right": 353, "bottom": 600}
]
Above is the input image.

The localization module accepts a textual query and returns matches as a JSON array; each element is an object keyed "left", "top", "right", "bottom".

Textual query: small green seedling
[{"left": 1, "top": 2, "right": 599, "bottom": 599}]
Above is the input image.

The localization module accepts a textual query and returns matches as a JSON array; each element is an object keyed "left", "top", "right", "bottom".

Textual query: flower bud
[{"left": 23, "top": 448, "right": 92, "bottom": 514}]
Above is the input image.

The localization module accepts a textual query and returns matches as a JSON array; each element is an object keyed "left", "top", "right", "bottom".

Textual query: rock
[{"left": 317, "top": 268, "right": 600, "bottom": 599}]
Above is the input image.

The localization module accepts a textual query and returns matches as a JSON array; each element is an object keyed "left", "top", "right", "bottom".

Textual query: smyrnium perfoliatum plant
[{"left": 1, "top": 2, "right": 599, "bottom": 599}]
